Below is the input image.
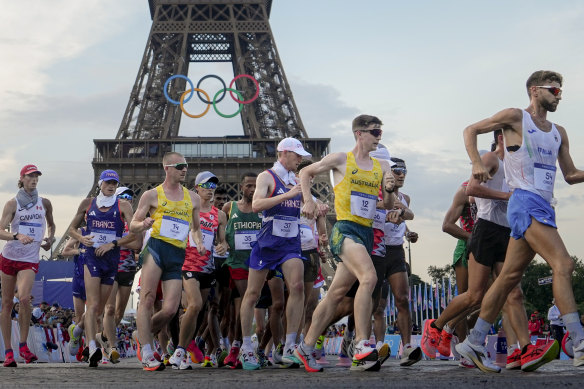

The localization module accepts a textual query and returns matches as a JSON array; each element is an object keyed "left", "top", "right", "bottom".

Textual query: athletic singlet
[
  {"left": 224, "top": 201, "right": 262, "bottom": 269},
  {"left": 372, "top": 188, "right": 387, "bottom": 257},
  {"left": 118, "top": 222, "right": 136, "bottom": 272},
  {"left": 85, "top": 198, "right": 124, "bottom": 263},
  {"left": 151, "top": 185, "right": 192, "bottom": 249},
  {"left": 503, "top": 109, "right": 561, "bottom": 203},
  {"left": 459, "top": 182, "right": 477, "bottom": 233},
  {"left": 183, "top": 206, "right": 219, "bottom": 274},
  {"left": 2, "top": 197, "right": 46, "bottom": 263},
  {"left": 475, "top": 157, "right": 510, "bottom": 227},
  {"left": 334, "top": 152, "right": 383, "bottom": 227},
  {"left": 384, "top": 192, "right": 408, "bottom": 246},
  {"left": 74, "top": 228, "right": 88, "bottom": 279}
]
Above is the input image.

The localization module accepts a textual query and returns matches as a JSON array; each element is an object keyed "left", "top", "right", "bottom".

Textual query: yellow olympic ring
[{"left": 180, "top": 88, "right": 211, "bottom": 118}]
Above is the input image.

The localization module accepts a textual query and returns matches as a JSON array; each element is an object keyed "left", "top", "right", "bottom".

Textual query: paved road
[{"left": 1, "top": 357, "right": 582, "bottom": 388}]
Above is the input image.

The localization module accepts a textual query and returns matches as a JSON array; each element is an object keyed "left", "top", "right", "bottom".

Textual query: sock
[
  {"left": 19, "top": 342, "right": 27, "bottom": 349},
  {"left": 468, "top": 318, "right": 491, "bottom": 346},
  {"left": 403, "top": 343, "right": 411, "bottom": 349},
  {"left": 376, "top": 341, "right": 383, "bottom": 349},
  {"left": 5, "top": 348, "right": 13, "bottom": 355},
  {"left": 316, "top": 335, "right": 325, "bottom": 348},
  {"left": 89, "top": 340, "right": 97, "bottom": 354},
  {"left": 233, "top": 340, "right": 241, "bottom": 349},
  {"left": 285, "top": 333, "right": 297, "bottom": 351},
  {"left": 299, "top": 333, "right": 304, "bottom": 343},
  {"left": 563, "top": 312, "right": 584, "bottom": 345},
  {"left": 300, "top": 341, "right": 314, "bottom": 354},
  {"left": 507, "top": 343, "right": 519, "bottom": 356},
  {"left": 242, "top": 336, "right": 252, "bottom": 351},
  {"left": 142, "top": 343, "right": 152, "bottom": 358},
  {"left": 223, "top": 337, "right": 230, "bottom": 349},
  {"left": 443, "top": 324, "right": 454, "bottom": 334},
  {"left": 73, "top": 325, "right": 83, "bottom": 338}
]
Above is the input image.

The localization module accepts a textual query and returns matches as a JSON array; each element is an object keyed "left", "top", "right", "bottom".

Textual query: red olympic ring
[{"left": 229, "top": 74, "right": 260, "bottom": 105}]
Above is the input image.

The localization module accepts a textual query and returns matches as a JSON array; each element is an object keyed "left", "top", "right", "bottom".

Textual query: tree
[{"left": 427, "top": 264, "right": 454, "bottom": 282}]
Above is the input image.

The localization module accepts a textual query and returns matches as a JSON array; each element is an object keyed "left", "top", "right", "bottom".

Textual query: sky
[{"left": 2, "top": 0, "right": 584, "bottom": 282}]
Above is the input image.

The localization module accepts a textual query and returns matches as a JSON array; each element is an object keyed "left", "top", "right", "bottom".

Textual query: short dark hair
[
  {"left": 390, "top": 157, "right": 405, "bottom": 165},
  {"left": 214, "top": 187, "right": 227, "bottom": 196},
  {"left": 241, "top": 172, "right": 257, "bottom": 182},
  {"left": 297, "top": 160, "right": 313, "bottom": 173},
  {"left": 526, "top": 70, "right": 563, "bottom": 98},
  {"left": 352, "top": 114, "right": 383, "bottom": 132}
]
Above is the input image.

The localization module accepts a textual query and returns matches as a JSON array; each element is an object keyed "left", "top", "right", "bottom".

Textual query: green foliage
[{"left": 427, "top": 264, "right": 454, "bottom": 282}]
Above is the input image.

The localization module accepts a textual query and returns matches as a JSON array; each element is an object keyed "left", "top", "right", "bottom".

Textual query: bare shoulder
[
  {"left": 41, "top": 197, "right": 53, "bottom": 208},
  {"left": 377, "top": 158, "right": 392, "bottom": 173},
  {"left": 3, "top": 198, "right": 17, "bottom": 212},
  {"left": 78, "top": 197, "right": 93, "bottom": 210}
]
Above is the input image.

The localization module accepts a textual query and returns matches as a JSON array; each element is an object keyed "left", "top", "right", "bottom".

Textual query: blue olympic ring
[{"left": 164, "top": 75, "right": 194, "bottom": 105}]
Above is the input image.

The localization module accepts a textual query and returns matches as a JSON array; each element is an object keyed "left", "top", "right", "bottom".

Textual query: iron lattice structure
[{"left": 52, "top": 0, "right": 332, "bottom": 259}]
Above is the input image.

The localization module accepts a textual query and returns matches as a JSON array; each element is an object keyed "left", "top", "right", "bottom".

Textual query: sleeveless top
[
  {"left": 475, "top": 157, "right": 510, "bottom": 227},
  {"left": 151, "top": 185, "right": 192, "bottom": 249},
  {"left": 334, "top": 152, "right": 383, "bottom": 227},
  {"left": 225, "top": 201, "right": 262, "bottom": 269},
  {"left": 504, "top": 110, "right": 561, "bottom": 203},
  {"left": 183, "top": 206, "right": 219, "bottom": 273},
  {"left": 2, "top": 197, "right": 46, "bottom": 263},
  {"left": 85, "top": 198, "right": 125, "bottom": 263},
  {"left": 384, "top": 192, "right": 408, "bottom": 246},
  {"left": 459, "top": 182, "right": 477, "bottom": 233}
]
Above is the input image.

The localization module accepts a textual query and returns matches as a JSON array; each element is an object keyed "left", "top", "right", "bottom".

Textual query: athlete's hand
[
  {"left": 95, "top": 242, "right": 114, "bottom": 257},
  {"left": 142, "top": 217, "right": 155, "bottom": 230},
  {"left": 384, "top": 172, "right": 396, "bottom": 193},
  {"left": 214, "top": 242, "right": 228, "bottom": 256},
  {"left": 301, "top": 198, "right": 318, "bottom": 220},
  {"left": 472, "top": 161, "right": 491, "bottom": 183},
  {"left": 41, "top": 236, "right": 55, "bottom": 251},
  {"left": 80, "top": 235, "right": 95, "bottom": 247},
  {"left": 196, "top": 242, "right": 207, "bottom": 256},
  {"left": 406, "top": 231, "right": 419, "bottom": 243},
  {"left": 288, "top": 183, "right": 302, "bottom": 198},
  {"left": 387, "top": 209, "right": 402, "bottom": 224},
  {"left": 16, "top": 233, "right": 34, "bottom": 245},
  {"left": 317, "top": 202, "right": 329, "bottom": 217}
]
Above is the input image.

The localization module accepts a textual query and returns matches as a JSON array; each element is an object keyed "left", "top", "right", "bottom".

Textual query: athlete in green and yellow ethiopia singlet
[{"left": 224, "top": 201, "right": 262, "bottom": 270}]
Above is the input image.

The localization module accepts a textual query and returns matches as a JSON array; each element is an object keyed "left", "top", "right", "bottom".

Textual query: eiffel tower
[{"left": 53, "top": 0, "right": 332, "bottom": 258}]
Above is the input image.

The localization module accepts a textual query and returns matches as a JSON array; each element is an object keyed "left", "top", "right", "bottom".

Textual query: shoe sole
[
  {"left": 293, "top": 349, "right": 323, "bottom": 373},
  {"left": 89, "top": 349, "right": 102, "bottom": 368},
  {"left": 506, "top": 361, "right": 521, "bottom": 370},
  {"left": 109, "top": 349, "right": 121, "bottom": 364},
  {"left": 377, "top": 344, "right": 390, "bottom": 366},
  {"left": 521, "top": 341, "right": 559, "bottom": 372},
  {"left": 350, "top": 359, "right": 379, "bottom": 371},
  {"left": 3, "top": 361, "right": 17, "bottom": 367},
  {"left": 144, "top": 363, "right": 166, "bottom": 371},
  {"left": 400, "top": 347, "right": 423, "bottom": 367},
  {"left": 455, "top": 343, "right": 500, "bottom": 374}
]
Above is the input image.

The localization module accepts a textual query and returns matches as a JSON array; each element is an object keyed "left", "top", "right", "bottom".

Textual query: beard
[{"left": 541, "top": 100, "right": 558, "bottom": 112}]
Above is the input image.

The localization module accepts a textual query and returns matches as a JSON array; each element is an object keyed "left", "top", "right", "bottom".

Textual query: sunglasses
[
  {"left": 536, "top": 86, "right": 562, "bottom": 96},
  {"left": 392, "top": 167, "right": 407, "bottom": 175},
  {"left": 165, "top": 163, "right": 188, "bottom": 170},
  {"left": 359, "top": 128, "right": 383, "bottom": 137},
  {"left": 198, "top": 182, "right": 217, "bottom": 189},
  {"left": 117, "top": 193, "right": 133, "bottom": 200}
]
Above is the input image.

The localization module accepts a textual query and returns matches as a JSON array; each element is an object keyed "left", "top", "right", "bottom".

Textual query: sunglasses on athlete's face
[
  {"left": 198, "top": 182, "right": 217, "bottom": 190},
  {"left": 359, "top": 128, "right": 383, "bottom": 137},
  {"left": 536, "top": 86, "right": 562, "bottom": 97},
  {"left": 117, "top": 193, "right": 133, "bottom": 201},
  {"left": 392, "top": 167, "right": 407, "bottom": 175},
  {"left": 165, "top": 163, "right": 188, "bottom": 170}
]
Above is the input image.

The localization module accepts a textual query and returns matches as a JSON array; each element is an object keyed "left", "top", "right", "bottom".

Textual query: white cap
[
  {"left": 115, "top": 187, "right": 134, "bottom": 197},
  {"left": 277, "top": 138, "right": 311, "bottom": 157},
  {"left": 195, "top": 171, "right": 219, "bottom": 185},
  {"left": 32, "top": 307, "right": 42, "bottom": 320},
  {"left": 369, "top": 144, "right": 396, "bottom": 166}
]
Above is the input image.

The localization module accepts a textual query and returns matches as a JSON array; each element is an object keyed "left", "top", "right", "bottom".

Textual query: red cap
[{"left": 20, "top": 164, "right": 42, "bottom": 177}]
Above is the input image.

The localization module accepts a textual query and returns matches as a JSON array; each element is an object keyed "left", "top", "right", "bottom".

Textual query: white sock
[
  {"left": 89, "top": 340, "right": 97, "bottom": 354},
  {"left": 443, "top": 324, "right": 454, "bottom": 334},
  {"left": 507, "top": 343, "right": 519, "bottom": 356},
  {"left": 376, "top": 341, "right": 383, "bottom": 349},
  {"left": 142, "top": 343, "right": 152, "bottom": 358},
  {"left": 73, "top": 325, "right": 84, "bottom": 338},
  {"left": 284, "top": 333, "right": 297, "bottom": 351},
  {"left": 242, "top": 336, "right": 252, "bottom": 351}
]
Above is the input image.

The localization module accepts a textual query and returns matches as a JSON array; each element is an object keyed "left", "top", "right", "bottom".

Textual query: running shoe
[
  {"left": 3, "top": 351, "right": 17, "bottom": 367},
  {"left": 132, "top": 330, "right": 142, "bottom": 362},
  {"left": 256, "top": 347, "right": 268, "bottom": 368},
  {"left": 187, "top": 340, "right": 204, "bottom": 364},
  {"left": 574, "top": 339, "right": 584, "bottom": 367},
  {"left": 89, "top": 347, "right": 102, "bottom": 368},
  {"left": 340, "top": 331, "right": 352, "bottom": 357},
  {"left": 377, "top": 343, "right": 391, "bottom": 366},
  {"left": 217, "top": 348, "right": 228, "bottom": 367},
  {"left": 438, "top": 330, "right": 453, "bottom": 357},
  {"left": 239, "top": 349, "right": 261, "bottom": 370},
  {"left": 81, "top": 346, "right": 89, "bottom": 363},
  {"left": 167, "top": 341, "right": 175, "bottom": 356},
  {"left": 95, "top": 332, "right": 107, "bottom": 350},
  {"left": 202, "top": 356, "right": 214, "bottom": 368},
  {"left": 506, "top": 348, "right": 521, "bottom": 370},
  {"left": 19, "top": 344, "right": 38, "bottom": 364},
  {"left": 294, "top": 342, "right": 323, "bottom": 373},
  {"left": 169, "top": 348, "right": 186, "bottom": 369},
  {"left": 142, "top": 354, "right": 165, "bottom": 371},
  {"left": 224, "top": 345, "right": 240, "bottom": 368},
  {"left": 350, "top": 341, "right": 379, "bottom": 371},
  {"left": 455, "top": 338, "right": 501, "bottom": 373},
  {"left": 458, "top": 357, "right": 475, "bottom": 368},
  {"left": 282, "top": 345, "right": 302, "bottom": 366},
  {"left": 162, "top": 353, "right": 171, "bottom": 366},
  {"left": 421, "top": 319, "right": 440, "bottom": 359},
  {"left": 272, "top": 343, "right": 284, "bottom": 365},
  {"left": 400, "top": 345, "right": 422, "bottom": 366},
  {"left": 107, "top": 347, "right": 121, "bottom": 364},
  {"left": 562, "top": 331, "right": 574, "bottom": 358},
  {"left": 68, "top": 324, "right": 80, "bottom": 356},
  {"left": 179, "top": 352, "right": 195, "bottom": 370},
  {"left": 76, "top": 338, "right": 86, "bottom": 362},
  {"left": 520, "top": 341, "right": 559, "bottom": 372}
]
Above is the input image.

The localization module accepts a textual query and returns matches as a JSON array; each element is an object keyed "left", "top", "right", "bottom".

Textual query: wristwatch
[
  {"left": 112, "top": 240, "right": 119, "bottom": 247},
  {"left": 399, "top": 208, "right": 406, "bottom": 217},
  {"left": 13, "top": 233, "right": 18, "bottom": 240}
]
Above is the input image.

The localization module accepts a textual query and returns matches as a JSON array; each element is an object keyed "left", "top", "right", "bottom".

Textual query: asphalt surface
[{"left": 1, "top": 356, "right": 583, "bottom": 388}]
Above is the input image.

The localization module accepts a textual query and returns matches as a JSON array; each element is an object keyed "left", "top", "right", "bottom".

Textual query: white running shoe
[
  {"left": 455, "top": 338, "right": 501, "bottom": 373},
  {"left": 68, "top": 324, "right": 80, "bottom": 356},
  {"left": 574, "top": 339, "right": 584, "bottom": 367},
  {"left": 169, "top": 348, "right": 185, "bottom": 369},
  {"left": 179, "top": 353, "right": 196, "bottom": 370},
  {"left": 400, "top": 345, "right": 422, "bottom": 366}
]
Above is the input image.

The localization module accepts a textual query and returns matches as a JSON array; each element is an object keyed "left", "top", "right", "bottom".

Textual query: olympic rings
[
  {"left": 164, "top": 75, "right": 194, "bottom": 105},
  {"left": 196, "top": 74, "right": 226, "bottom": 104},
  {"left": 163, "top": 74, "right": 260, "bottom": 118},
  {"left": 229, "top": 74, "right": 260, "bottom": 104},
  {"left": 213, "top": 88, "right": 243, "bottom": 119},
  {"left": 180, "top": 88, "right": 211, "bottom": 118}
]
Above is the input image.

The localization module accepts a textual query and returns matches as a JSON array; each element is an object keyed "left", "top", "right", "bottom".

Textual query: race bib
[
  {"left": 160, "top": 215, "right": 190, "bottom": 241},
  {"left": 300, "top": 224, "right": 315, "bottom": 246},
  {"left": 272, "top": 215, "right": 298, "bottom": 238},
  {"left": 534, "top": 163, "right": 556, "bottom": 193},
  {"left": 234, "top": 230, "right": 258, "bottom": 250},
  {"left": 373, "top": 209, "right": 386, "bottom": 230},
  {"left": 350, "top": 191, "right": 377, "bottom": 219},
  {"left": 201, "top": 229, "right": 214, "bottom": 251},
  {"left": 18, "top": 222, "right": 43, "bottom": 242},
  {"left": 91, "top": 228, "right": 117, "bottom": 248}
]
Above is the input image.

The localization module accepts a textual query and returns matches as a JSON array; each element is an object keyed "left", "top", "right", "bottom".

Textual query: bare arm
[
  {"left": 464, "top": 108, "right": 523, "bottom": 182},
  {"left": 222, "top": 201, "right": 232, "bottom": 220},
  {"left": 252, "top": 171, "right": 302, "bottom": 213},
  {"left": 556, "top": 125, "right": 584, "bottom": 185},
  {"left": 466, "top": 152, "right": 511, "bottom": 200},
  {"left": 189, "top": 191, "right": 204, "bottom": 253},
  {"left": 41, "top": 198, "right": 56, "bottom": 250},
  {"left": 379, "top": 160, "right": 396, "bottom": 210},
  {"left": 442, "top": 185, "right": 472, "bottom": 241},
  {"left": 0, "top": 199, "right": 31, "bottom": 242},
  {"left": 130, "top": 189, "right": 156, "bottom": 233},
  {"left": 214, "top": 210, "right": 228, "bottom": 256},
  {"left": 61, "top": 233, "right": 81, "bottom": 257},
  {"left": 68, "top": 198, "right": 94, "bottom": 247}
]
